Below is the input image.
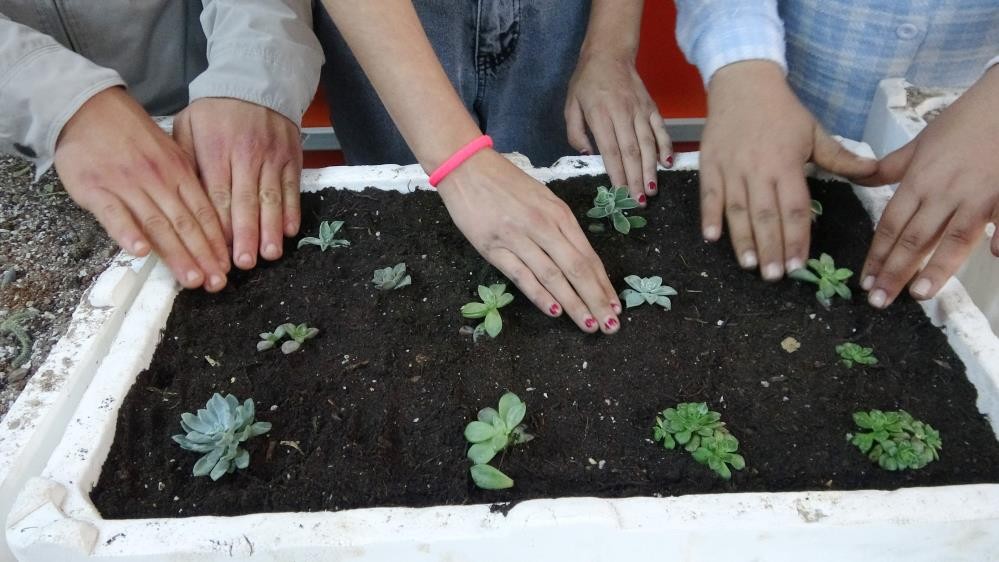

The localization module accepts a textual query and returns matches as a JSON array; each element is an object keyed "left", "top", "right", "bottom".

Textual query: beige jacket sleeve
[
  {"left": 0, "top": 13, "right": 124, "bottom": 172},
  {"left": 189, "top": 0, "right": 325, "bottom": 127}
]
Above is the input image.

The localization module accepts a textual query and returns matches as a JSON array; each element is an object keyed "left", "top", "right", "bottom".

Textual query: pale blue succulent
[
  {"left": 172, "top": 393, "right": 272, "bottom": 481},
  {"left": 620, "top": 275, "right": 677, "bottom": 309}
]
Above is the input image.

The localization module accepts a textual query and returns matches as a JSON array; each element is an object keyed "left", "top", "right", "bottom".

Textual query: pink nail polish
[
  {"left": 665, "top": 155, "right": 674, "bottom": 169},
  {"left": 549, "top": 303, "right": 561, "bottom": 316},
  {"left": 648, "top": 181, "right": 657, "bottom": 193},
  {"left": 584, "top": 317, "right": 597, "bottom": 329},
  {"left": 638, "top": 194, "right": 647, "bottom": 205},
  {"left": 605, "top": 317, "right": 619, "bottom": 330},
  {"left": 580, "top": 149, "right": 590, "bottom": 156}
]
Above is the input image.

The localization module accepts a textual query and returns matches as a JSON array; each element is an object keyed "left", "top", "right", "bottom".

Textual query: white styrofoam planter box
[
  {"left": 863, "top": 78, "right": 999, "bottom": 333},
  {"left": 7, "top": 149, "right": 999, "bottom": 561},
  {"left": 0, "top": 255, "right": 154, "bottom": 562}
]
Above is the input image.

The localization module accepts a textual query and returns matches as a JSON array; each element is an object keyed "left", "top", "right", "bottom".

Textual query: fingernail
[
  {"left": 132, "top": 240, "right": 149, "bottom": 255},
  {"left": 612, "top": 301, "right": 622, "bottom": 314},
  {"left": 605, "top": 317, "right": 619, "bottom": 331},
  {"left": 549, "top": 303, "right": 561, "bottom": 316},
  {"left": 763, "top": 263, "right": 783, "bottom": 280},
  {"left": 238, "top": 253, "right": 253, "bottom": 268},
  {"left": 911, "top": 278, "right": 932, "bottom": 298},
  {"left": 584, "top": 316, "right": 597, "bottom": 329},
  {"left": 265, "top": 244, "right": 279, "bottom": 258},
  {"left": 741, "top": 250, "right": 758, "bottom": 269},
  {"left": 703, "top": 226, "right": 719, "bottom": 241},
  {"left": 648, "top": 181, "right": 657, "bottom": 193},
  {"left": 869, "top": 289, "right": 887, "bottom": 309},
  {"left": 861, "top": 275, "right": 875, "bottom": 291},
  {"left": 580, "top": 149, "right": 590, "bottom": 156},
  {"left": 637, "top": 194, "right": 647, "bottom": 205},
  {"left": 665, "top": 154, "right": 674, "bottom": 169},
  {"left": 186, "top": 270, "right": 201, "bottom": 284},
  {"left": 786, "top": 257, "right": 804, "bottom": 272},
  {"left": 209, "top": 274, "right": 225, "bottom": 290}
]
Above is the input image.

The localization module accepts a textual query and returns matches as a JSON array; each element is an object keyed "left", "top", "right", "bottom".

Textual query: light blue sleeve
[{"left": 674, "top": 0, "right": 787, "bottom": 85}]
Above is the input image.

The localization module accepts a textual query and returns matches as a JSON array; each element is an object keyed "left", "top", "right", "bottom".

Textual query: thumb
[
  {"left": 852, "top": 141, "right": 917, "bottom": 187},
  {"left": 811, "top": 127, "right": 878, "bottom": 180}
]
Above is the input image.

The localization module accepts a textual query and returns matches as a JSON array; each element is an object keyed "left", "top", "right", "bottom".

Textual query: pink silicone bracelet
[{"left": 428, "top": 135, "right": 494, "bottom": 187}]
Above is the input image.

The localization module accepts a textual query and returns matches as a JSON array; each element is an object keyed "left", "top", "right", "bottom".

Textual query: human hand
[
  {"left": 55, "top": 87, "right": 230, "bottom": 291},
  {"left": 173, "top": 98, "right": 303, "bottom": 270},
  {"left": 700, "top": 60, "right": 877, "bottom": 281},
  {"left": 853, "top": 66, "right": 999, "bottom": 308},
  {"left": 437, "top": 149, "right": 622, "bottom": 334},
  {"left": 565, "top": 51, "right": 672, "bottom": 205}
]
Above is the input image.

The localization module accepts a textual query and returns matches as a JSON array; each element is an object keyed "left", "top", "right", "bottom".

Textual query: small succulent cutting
[
  {"left": 836, "top": 342, "right": 878, "bottom": 368},
  {"left": 848, "top": 410, "right": 941, "bottom": 471},
  {"left": 297, "top": 220, "right": 350, "bottom": 252},
  {"left": 810, "top": 199, "right": 823, "bottom": 223},
  {"left": 788, "top": 253, "right": 853, "bottom": 308},
  {"left": 257, "top": 322, "right": 319, "bottom": 354},
  {"left": 619, "top": 275, "right": 678, "bottom": 309},
  {"left": 464, "top": 392, "right": 533, "bottom": 490},
  {"left": 172, "top": 393, "right": 272, "bottom": 481},
  {"left": 587, "top": 185, "right": 647, "bottom": 234},
  {"left": 372, "top": 263, "right": 412, "bottom": 291},
  {"left": 461, "top": 283, "right": 514, "bottom": 340},
  {"left": 0, "top": 308, "right": 36, "bottom": 369},
  {"left": 652, "top": 402, "right": 745, "bottom": 479}
]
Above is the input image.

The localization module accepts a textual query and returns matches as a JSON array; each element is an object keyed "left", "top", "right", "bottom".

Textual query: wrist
[
  {"left": 435, "top": 148, "right": 504, "bottom": 196},
  {"left": 708, "top": 60, "right": 788, "bottom": 106}
]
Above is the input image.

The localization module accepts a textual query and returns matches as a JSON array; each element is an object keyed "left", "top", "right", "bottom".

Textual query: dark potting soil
[{"left": 92, "top": 171, "right": 999, "bottom": 519}]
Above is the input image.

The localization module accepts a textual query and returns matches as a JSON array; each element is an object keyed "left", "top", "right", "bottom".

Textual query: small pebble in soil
[{"left": 761, "top": 381, "right": 770, "bottom": 388}]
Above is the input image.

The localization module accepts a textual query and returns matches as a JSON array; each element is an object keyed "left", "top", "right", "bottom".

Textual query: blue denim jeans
[{"left": 316, "top": 0, "right": 591, "bottom": 167}]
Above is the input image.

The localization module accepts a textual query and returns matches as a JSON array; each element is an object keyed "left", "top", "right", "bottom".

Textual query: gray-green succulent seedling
[
  {"left": 620, "top": 275, "right": 678, "bottom": 310},
  {"left": 372, "top": 263, "right": 411, "bottom": 291},
  {"left": 464, "top": 392, "right": 533, "bottom": 489},
  {"left": 848, "top": 410, "right": 941, "bottom": 471},
  {"left": 652, "top": 402, "right": 746, "bottom": 479},
  {"left": 297, "top": 220, "right": 350, "bottom": 252},
  {"left": 460, "top": 284, "right": 514, "bottom": 340},
  {"left": 810, "top": 199, "right": 823, "bottom": 223},
  {"left": 587, "top": 185, "right": 647, "bottom": 234},
  {"left": 257, "top": 324, "right": 288, "bottom": 352},
  {"left": 172, "top": 393, "right": 272, "bottom": 481},
  {"left": 836, "top": 342, "right": 878, "bottom": 368},
  {"left": 1, "top": 309, "right": 36, "bottom": 369},
  {"left": 788, "top": 253, "right": 853, "bottom": 308},
  {"left": 277, "top": 323, "right": 319, "bottom": 354}
]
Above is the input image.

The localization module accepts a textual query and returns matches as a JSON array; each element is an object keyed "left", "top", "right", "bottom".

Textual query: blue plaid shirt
[{"left": 675, "top": 0, "right": 999, "bottom": 139}]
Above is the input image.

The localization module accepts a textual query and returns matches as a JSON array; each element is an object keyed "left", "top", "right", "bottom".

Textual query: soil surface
[
  {"left": 93, "top": 172, "right": 999, "bottom": 518},
  {"left": 0, "top": 156, "right": 116, "bottom": 420}
]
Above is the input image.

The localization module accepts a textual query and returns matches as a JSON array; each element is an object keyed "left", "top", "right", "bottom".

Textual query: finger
[
  {"left": 197, "top": 145, "right": 235, "bottom": 245},
  {"left": 231, "top": 159, "right": 262, "bottom": 269},
  {"left": 564, "top": 97, "right": 594, "bottom": 155},
  {"left": 532, "top": 228, "right": 619, "bottom": 334},
  {"left": 155, "top": 180, "right": 228, "bottom": 292},
  {"left": 861, "top": 189, "right": 921, "bottom": 291},
  {"left": 724, "top": 174, "right": 758, "bottom": 270},
  {"left": 634, "top": 113, "right": 659, "bottom": 197},
  {"left": 512, "top": 241, "right": 598, "bottom": 332},
  {"left": 80, "top": 188, "right": 150, "bottom": 258},
  {"left": 178, "top": 176, "right": 231, "bottom": 274},
  {"left": 611, "top": 111, "right": 647, "bottom": 204},
  {"left": 588, "top": 109, "right": 628, "bottom": 191},
  {"left": 699, "top": 164, "right": 724, "bottom": 242},
  {"left": 258, "top": 162, "right": 284, "bottom": 261},
  {"left": 281, "top": 160, "right": 302, "bottom": 237},
  {"left": 868, "top": 201, "right": 954, "bottom": 308},
  {"left": 812, "top": 127, "right": 879, "bottom": 180},
  {"left": 117, "top": 186, "right": 205, "bottom": 289},
  {"left": 776, "top": 172, "right": 812, "bottom": 273},
  {"left": 854, "top": 141, "right": 917, "bottom": 187},
  {"left": 746, "top": 176, "right": 784, "bottom": 281},
  {"left": 992, "top": 208, "right": 999, "bottom": 257},
  {"left": 909, "top": 209, "right": 989, "bottom": 300},
  {"left": 649, "top": 111, "right": 674, "bottom": 169},
  {"left": 557, "top": 215, "right": 622, "bottom": 314},
  {"left": 487, "top": 248, "right": 566, "bottom": 321}
]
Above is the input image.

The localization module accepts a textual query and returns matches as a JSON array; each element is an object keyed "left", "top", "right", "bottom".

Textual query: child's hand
[
  {"left": 855, "top": 66, "right": 999, "bottom": 308},
  {"left": 437, "top": 149, "right": 622, "bottom": 334},
  {"left": 565, "top": 51, "right": 672, "bottom": 205},
  {"left": 700, "top": 61, "right": 877, "bottom": 280}
]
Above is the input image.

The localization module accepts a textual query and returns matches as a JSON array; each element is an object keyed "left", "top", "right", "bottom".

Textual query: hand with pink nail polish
[
  {"left": 173, "top": 98, "right": 304, "bottom": 271},
  {"left": 55, "top": 87, "right": 230, "bottom": 292},
  {"left": 564, "top": 0, "right": 672, "bottom": 204},
  {"left": 853, "top": 65, "right": 999, "bottom": 308},
  {"left": 699, "top": 61, "right": 878, "bottom": 282}
]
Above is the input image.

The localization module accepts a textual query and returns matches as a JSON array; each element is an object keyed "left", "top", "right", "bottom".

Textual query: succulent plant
[
  {"left": 461, "top": 283, "right": 514, "bottom": 340},
  {"left": 836, "top": 342, "right": 878, "bottom": 368},
  {"left": 788, "top": 253, "right": 853, "bottom": 308},
  {"left": 372, "top": 263, "right": 412, "bottom": 291},
  {"left": 297, "top": 220, "right": 350, "bottom": 252},
  {"left": 1, "top": 308, "right": 37, "bottom": 369},
  {"left": 257, "top": 325, "right": 287, "bottom": 352},
  {"left": 811, "top": 199, "right": 823, "bottom": 222},
  {"left": 652, "top": 402, "right": 745, "bottom": 480},
  {"left": 464, "top": 392, "right": 533, "bottom": 490},
  {"left": 172, "top": 393, "right": 272, "bottom": 481},
  {"left": 257, "top": 322, "right": 319, "bottom": 354},
  {"left": 848, "top": 410, "right": 941, "bottom": 471},
  {"left": 689, "top": 431, "right": 746, "bottom": 480},
  {"left": 587, "top": 185, "right": 647, "bottom": 234},
  {"left": 620, "top": 275, "right": 678, "bottom": 309}
]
